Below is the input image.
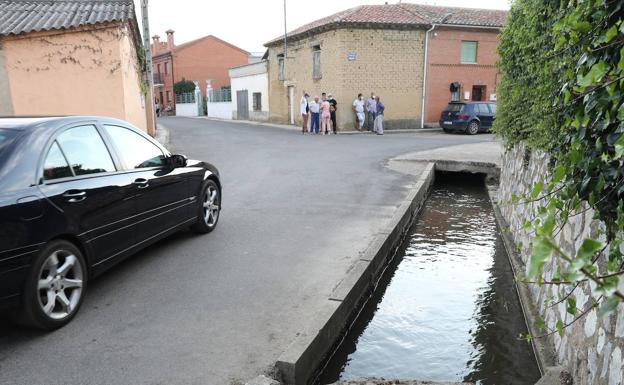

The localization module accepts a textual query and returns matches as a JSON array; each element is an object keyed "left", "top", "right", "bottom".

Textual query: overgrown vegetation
[
  {"left": 495, "top": 0, "right": 624, "bottom": 337},
  {"left": 174, "top": 78, "right": 196, "bottom": 95}
]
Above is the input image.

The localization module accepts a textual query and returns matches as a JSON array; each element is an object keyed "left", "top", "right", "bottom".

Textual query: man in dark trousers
[{"left": 328, "top": 93, "right": 338, "bottom": 134}]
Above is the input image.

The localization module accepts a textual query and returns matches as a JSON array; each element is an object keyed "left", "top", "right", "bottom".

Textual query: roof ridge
[{"left": 396, "top": 3, "right": 433, "bottom": 23}]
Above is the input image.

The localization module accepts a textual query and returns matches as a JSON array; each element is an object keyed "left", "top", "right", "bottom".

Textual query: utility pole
[
  {"left": 140, "top": 0, "right": 156, "bottom": 131},
  {"left": 283, "top": 0, "right": 288, "bottom": 58}
]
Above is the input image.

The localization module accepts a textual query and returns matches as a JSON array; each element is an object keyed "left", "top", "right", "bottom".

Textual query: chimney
[
  {"left": 166, "top": 30, "right": 175, "bottom": 51},
  {"left": 151, "top": 35, "right": 160, "bottom": 56}
]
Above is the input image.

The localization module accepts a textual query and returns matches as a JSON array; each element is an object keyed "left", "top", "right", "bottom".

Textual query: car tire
[
  {"left": 191, "top": 179, "right": 221, "bottom": 234},
  {"left": 18, "top": 240, "right": 87, "bottom": 330},
  {"left": 466, "top": 121, "right": 480, "bottom": 135}
]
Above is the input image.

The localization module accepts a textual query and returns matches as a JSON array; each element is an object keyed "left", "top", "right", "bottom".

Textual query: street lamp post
[{"left": 140, "top": 0, "right": 156, "bottom": 132}]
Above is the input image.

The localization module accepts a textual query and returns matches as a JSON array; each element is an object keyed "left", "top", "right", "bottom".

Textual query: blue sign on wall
[{"left": 347, "top": 52, "right": 357, "bottom": 61}]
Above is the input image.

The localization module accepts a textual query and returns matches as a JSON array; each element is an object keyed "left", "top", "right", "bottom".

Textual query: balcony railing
[{"left": 153, "top": 73, "right": 164, "bottom": 85}]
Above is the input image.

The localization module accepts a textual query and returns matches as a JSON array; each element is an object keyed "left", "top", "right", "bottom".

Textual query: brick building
[
  {"left": 264, "top": 4, "right": 506, "bottom": 130},
  {"left": 151, "top": 32, "right": 250, "bottom": 111}
]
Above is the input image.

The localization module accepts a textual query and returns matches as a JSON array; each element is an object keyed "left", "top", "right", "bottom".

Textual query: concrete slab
[
  {"left": 388, "top": 141, "right": 502, "bottom": 178},
  {"left": 330, "top": 381, "right": 472, "bottom": 385},
  {"left": 245, "top": 375, "right": 281, "bottom": 385},
  {"left": 534, "top": 367, "right": 572, "bottom": 385}
]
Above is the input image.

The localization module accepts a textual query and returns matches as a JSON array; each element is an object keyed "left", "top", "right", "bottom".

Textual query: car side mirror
[{"left": 169, "top": 154, "right": 188, "bottom": 168}]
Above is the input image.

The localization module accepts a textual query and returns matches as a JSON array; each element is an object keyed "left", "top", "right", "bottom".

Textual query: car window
[
  {"left": 444, "top": 104, "right": 463, "bottom": 112},
  {"left": 57, "top": 125, "right": 116, "bottom": 176},
  {"left": 489, "top": 104, "right": 497, "bottom": 114},
  {"left": 103, "top": 125, "right": 165, "bottom": 169},
  {"left": 476, "top": 104, "right": 489, "bottom": 114},
  {"left": 43, "top": 141, "right": 74, "bottom": 180}
]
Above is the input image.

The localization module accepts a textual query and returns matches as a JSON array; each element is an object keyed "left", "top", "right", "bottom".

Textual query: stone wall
[
  {"left": 267, "top": 28, "right": 425, "bottom": 130},
  {"left": 498, "top": 143, "right": 624, "bottom": 385}
]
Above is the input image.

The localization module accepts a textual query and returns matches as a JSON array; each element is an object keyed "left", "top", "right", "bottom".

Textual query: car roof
[
  {"left": 0, "top": 116, "right": 139, "bottom": 132},
  {"left": 449, "top": 101, "right": 495, "bottom": 104}
]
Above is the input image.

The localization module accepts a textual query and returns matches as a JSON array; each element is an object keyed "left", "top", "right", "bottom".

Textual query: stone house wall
[
  {"left": 267, "top": 28, "right": 425, "bottom": 130},
  {"left": 498, "top": 143, "right": 624, "bottom": 385}
]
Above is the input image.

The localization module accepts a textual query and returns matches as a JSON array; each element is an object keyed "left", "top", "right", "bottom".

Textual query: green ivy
[{"left": 497, "top": 0, "right": 624, "bottom": 335}]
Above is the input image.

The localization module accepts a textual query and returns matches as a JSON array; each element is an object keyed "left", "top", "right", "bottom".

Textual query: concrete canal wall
[{"left": 497, "top": 143, "right": 624, "bottom": 385}]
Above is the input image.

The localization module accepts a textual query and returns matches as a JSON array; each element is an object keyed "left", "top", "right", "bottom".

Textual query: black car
[
  {"left": 439, "top": 101, "right": 497, "bottom": 135},
  {"left": 0, "top": 116, "right": 221, "bottom": 329}
]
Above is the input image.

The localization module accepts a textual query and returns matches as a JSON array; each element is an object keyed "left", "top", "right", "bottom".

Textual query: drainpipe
[
  {"left": 420, "top": 24, "right": 436, "bottom": 129},
  {"left": 421, "top": 14, "right": 453, "bottom": 129}
]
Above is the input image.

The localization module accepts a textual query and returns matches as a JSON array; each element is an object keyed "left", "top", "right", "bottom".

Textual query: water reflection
[{"left": 319, "top": 175, "right": 540, "bottom": 385}]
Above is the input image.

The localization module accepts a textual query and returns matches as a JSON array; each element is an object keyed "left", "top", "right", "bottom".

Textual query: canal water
[{"left": 319, "top": 174, "right": 540, "bottom": 385}]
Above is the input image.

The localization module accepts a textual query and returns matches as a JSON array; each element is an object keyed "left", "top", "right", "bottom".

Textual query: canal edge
[
  {"left": 275, "top": 162, "right": 436, "bottom": 385},
  {"left": 486, "top": 185, "right": 558, "bottom": 375}
]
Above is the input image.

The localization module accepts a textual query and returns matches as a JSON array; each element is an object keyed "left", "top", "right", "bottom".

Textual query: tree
[{"left": 174, "top": 78, "right": 196, "bottom": 95}]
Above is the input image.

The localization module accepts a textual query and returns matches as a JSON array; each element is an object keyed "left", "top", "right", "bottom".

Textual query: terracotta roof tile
[{"left": 265, "top": 3, "right": 507, "bottom": 46}]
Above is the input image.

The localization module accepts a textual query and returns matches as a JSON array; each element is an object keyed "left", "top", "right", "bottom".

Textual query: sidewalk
[{"left": 188, "top": 116, "right": 442, "bottom": 135}]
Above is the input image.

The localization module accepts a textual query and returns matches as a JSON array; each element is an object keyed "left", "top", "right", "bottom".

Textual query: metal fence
[
  {"left": 176, "top": 92, "right": 195, "bottom": 104},
  {"left": 209, "top": 88, "right": 232, "bottom": 103}
]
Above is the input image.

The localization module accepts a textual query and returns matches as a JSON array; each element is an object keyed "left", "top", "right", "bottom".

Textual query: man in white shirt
[
  {"left": 309, "top": 96, "right": 321, "bottom": 134},
  {"left": 300, "top": 91, "right": 310, "bottom": 134},
  {"left": 353, "top": 93, "right": 365, "bottom": 131}
]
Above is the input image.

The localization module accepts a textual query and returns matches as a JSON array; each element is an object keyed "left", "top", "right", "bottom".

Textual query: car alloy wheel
[
  {"left": 37, "top": 249, "right": 84, "bottom": 320},
  {"left": 203, "top": 184, "right": 220, "bottom": 227},
  {"left": 467, "top": 121, "right": 479, "bottom": 135}
]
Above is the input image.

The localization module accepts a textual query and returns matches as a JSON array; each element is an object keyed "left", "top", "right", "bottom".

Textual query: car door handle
[
  {"left": 134, "top": 178, "right": 149, "bottom": 189},
  {"left": 63, "top": 190, "right": 86, "bottom": 203}
]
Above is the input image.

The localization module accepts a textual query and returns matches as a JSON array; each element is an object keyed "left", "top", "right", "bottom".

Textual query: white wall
[
  {"left": 230, "top": 61, "right": 269, "bottom": 121},
  {"left": 207, "top": 102, "right": 233, "bottom": 120},
  {"left": 177, "top": 102, "right": 199, "bottom": 117}
]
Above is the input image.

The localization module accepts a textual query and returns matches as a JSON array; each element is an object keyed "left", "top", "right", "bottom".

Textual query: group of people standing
[
  {"left": 300, "top": 91, "right": 385, "bottom": 135},
  {"left": 352, "top": 92, "right": 385, "bottom": 135},
  {"left": 300, "top": 92, "right": 338, "bottom": 135}
]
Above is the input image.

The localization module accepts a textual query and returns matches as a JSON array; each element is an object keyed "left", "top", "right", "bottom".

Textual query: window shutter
[
  {"left": 313, "top": 50, "right": 321, "bottom": 79},
  {"left": 460, "top": 41, "right": 478, "bottom": 64}
]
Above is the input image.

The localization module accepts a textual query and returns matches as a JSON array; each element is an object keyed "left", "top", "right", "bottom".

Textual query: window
[
  {"left": 460, "top": 41, "right": 478, "bottom": 64},
  {"left": 157, "top": 63, "right": 161, "bottom": 74},
  {"left": 164, "top": 62, "right": 169, "bottom": 75},
  {"left": 56, "top": 125, "right": 115, "bottom": 176},
  {"left": 43, "top": 141, "right": 73, "bottom": 180},
  {"left": 489, "top": 103, "right": 497, "bottom": 113},
  {"left": 443, "top": 103, "right": 464, "bottom": 112},
  {"left": 476, "top": 103, "right": 489, "bottom": 114},
  {"left": 104, "top": 125, "right": 165, "bottom": 169},
  {"left": 166, "top": 91, "right": 171, "bottom": 103},
  {"left": 252, "top": 92, "right": 262, "bottom": 111},
  {"left": 312, "top": 46, "right": 321, "bottom": 79},
  {"left": 278, "top": 55, "right": 285, "bottom": 81}
]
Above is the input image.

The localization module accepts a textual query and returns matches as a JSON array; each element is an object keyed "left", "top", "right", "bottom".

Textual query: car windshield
[{"left": 444, "top": 104, "right": 464, "bottom": 112}]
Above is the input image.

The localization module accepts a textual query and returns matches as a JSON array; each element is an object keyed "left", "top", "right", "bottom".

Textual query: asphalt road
[{"left": 0, "top": 118, "right": 494, "bottom": 385}]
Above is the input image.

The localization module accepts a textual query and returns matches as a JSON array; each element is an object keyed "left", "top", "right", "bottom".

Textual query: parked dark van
[{"left": 439, "top": 102, "right": 496, "bottom": 135}]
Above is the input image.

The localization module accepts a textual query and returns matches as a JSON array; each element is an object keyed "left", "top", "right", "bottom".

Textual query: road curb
[
  {"left": 275, "top": 163, "right": 436, "bottom": 385},
  {"left": 184, "top": 116, "right": 441, "bottom": 135}
]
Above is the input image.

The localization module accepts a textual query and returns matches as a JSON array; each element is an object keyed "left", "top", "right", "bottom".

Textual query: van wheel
[
  {"left": 466, "top": 121, "right": 480, "bottom": 135},
  {"left": 19, "top": 240, "right": 87, "bottom": 330}
]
